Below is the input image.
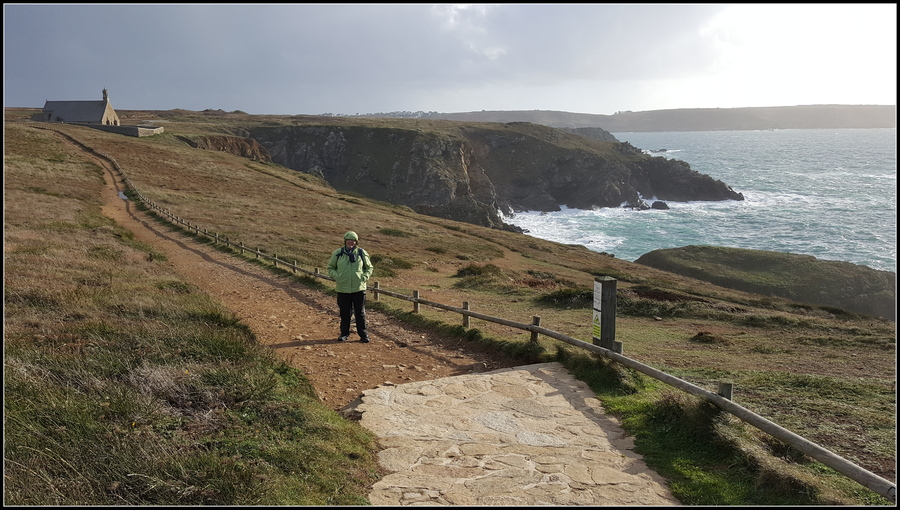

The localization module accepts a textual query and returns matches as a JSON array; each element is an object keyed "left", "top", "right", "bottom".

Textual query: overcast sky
[{"left": 3, "top": 3, "right": 896, "bottom": 115}]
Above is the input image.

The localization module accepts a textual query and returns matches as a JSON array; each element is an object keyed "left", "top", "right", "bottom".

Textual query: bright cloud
[{"left": 3, "top": 4, "right": 895, "bottom": 115}]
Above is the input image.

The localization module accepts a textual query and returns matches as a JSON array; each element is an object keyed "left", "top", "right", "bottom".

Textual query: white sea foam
[{"left": 504, "top": 128, "right": 897, "bottom": 272}]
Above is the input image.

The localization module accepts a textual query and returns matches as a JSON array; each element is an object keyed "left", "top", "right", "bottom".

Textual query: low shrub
[
  {"left": 534, "top": 288, "right": 592, "bottom": 308},
  {"left": 377, "top": 227, "right": 415, "bottom": 238}
]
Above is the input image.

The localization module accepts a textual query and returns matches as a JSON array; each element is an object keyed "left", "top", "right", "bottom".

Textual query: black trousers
[{"left": 337, "top": 291, "right": 367, "bottom": 339}]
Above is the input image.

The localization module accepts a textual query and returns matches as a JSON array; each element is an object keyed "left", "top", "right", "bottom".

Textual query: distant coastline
[
  {"left": 8, "top": 103, "right": 895, "bottom": 133},
  {"left": 356, "top": 104, "right": 897, "bottom": 132}
]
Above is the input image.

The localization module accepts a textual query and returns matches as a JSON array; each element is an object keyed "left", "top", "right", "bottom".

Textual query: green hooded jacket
[{"left": 327, "top": 231, "right": 373, "bottom": 293}]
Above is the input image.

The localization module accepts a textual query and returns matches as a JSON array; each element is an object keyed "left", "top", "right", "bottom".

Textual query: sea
[{"left": 504, "top": 128, "right": 897, "bottom": 274}]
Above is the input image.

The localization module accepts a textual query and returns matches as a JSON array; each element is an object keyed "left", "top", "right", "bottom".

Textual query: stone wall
[{"left": 72, "top": 123, "right": 164, "bottom": 137}]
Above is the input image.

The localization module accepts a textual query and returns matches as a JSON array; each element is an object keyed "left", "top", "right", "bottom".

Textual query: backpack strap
[{"left": 336, "top": 247, "right": 366, "bottom": 260}]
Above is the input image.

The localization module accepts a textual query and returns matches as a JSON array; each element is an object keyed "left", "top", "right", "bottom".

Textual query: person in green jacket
[{"left": 327, "top": 231, "right": 374, "bottom": 343}]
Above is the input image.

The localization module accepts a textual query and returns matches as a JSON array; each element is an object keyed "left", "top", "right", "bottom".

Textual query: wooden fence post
[
  {"left": 462, "top": 301, "right": 470, "bottom": 327},
  {"left": 372, "top": 281, "right": 380, "bottom": 301},
  {"left": 413, "top": 290, "right": 420, "bottom": 313},
  {"left": 593, "top": 276, "right": 618, "bottom": 350},
  {"left": 718, "top": 381, "right": 734, "bottom": 400},
  {"left": 530, "top": 316, "right": 541, "bottom": 343}
]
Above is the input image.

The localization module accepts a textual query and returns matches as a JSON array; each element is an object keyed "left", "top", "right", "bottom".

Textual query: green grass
[
  {"left": 3, "top": 124, "right": 384, "bottom": 505},
  {"left": 4, "top": 293, "right": 383, "bottom": 505},
  {"left": 4, "top": 330, "right": 381, "bottom": 505},
  {"left": 369, "top": 253, "right": 414, "bottom": 279},
  {"left": 5, "top": 117, "right": 894, "bottom": 506},
  {"left": 634, "top": 245, "right": 894, "bottom": 320},
  {"left": 377, "top": 227, "right": 416, "bottom": 238},
  {"left": 556, "top": 351, "right": 888, "bottom": 505},
  {"left": 534, "top": 287, "right": 593, "bottom": 308}
]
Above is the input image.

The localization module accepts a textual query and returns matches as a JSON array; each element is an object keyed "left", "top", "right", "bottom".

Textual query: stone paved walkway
[{"left": 348, "top": 362, "right": 679, "bottom": 506}]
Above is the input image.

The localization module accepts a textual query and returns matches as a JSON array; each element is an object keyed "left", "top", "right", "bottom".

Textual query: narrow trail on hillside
[
  {"left": 64, "top": 130, "right": 524, "bottom": 411},
  {"left": 52, "top": 129, "right": 682, "bottom": 506}
]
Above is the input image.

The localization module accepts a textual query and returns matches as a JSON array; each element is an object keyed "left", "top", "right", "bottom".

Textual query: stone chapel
[{"left": 32, "top": 88, "right": 121, "bottom": 126}]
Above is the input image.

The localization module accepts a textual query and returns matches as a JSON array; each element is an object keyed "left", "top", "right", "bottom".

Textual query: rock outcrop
[
  {"left": 180, "top": 135, "right": 272, "bottom": 162},
  {"left": 635, "top": 245, "right": 896, "bottom": 320},
  {"left": 247, "top": 121, "right": 743, "bottom": 230},
  {"left": 560, "top": 126, "right": 619, "bottom": 142}
]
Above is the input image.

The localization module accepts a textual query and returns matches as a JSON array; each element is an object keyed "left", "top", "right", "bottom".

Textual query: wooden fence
[{"left": 46, "top": 125, "right": 897, "bottom": 504}]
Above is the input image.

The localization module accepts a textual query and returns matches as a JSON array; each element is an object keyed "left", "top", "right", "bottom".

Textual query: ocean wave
[{"left": 506, "top": 129, "right": 895, "bottom": 272}]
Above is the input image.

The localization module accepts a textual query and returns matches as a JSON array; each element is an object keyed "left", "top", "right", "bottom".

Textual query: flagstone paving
[{"left": 348, "top": 362, "right": 679, "bottom": 506}]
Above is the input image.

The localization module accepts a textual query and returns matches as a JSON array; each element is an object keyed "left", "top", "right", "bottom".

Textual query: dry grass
[
  {"left": 5, "top": 115, "right": 895, "bottom": 504},
  {"left": 4, "top": 122, "right": 384, "bottom": 505},
  {"left": 74, "top": 116, "right": 900, "bottom": 458}
]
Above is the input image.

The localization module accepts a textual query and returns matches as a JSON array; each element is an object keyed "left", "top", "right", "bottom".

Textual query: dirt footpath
[
  {"left": 83, "top": 136, "right": 525, "bottom": 409},
  {"left": 80, "top": 133, "right": 677, "bottom": 505}
]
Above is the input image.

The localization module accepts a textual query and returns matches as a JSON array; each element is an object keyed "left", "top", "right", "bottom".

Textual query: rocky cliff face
[
  {"left": 560, "top": 127, "right": 619, "bottom": 142},
  {"left": 243, "top": 121, "right": 743, "bottom": 229},
  {"left": 180, "top": 135, "right": 272, "bottom": 162}
]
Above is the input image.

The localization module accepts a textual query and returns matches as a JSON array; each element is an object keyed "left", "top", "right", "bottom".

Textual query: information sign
[{"left": 591, "top": 279, "right": 603, "bottom": 341}]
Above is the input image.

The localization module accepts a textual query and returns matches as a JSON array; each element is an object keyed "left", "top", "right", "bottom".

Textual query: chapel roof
[{"left": 41, "top": 99, "right": 110, "bottom": 122}]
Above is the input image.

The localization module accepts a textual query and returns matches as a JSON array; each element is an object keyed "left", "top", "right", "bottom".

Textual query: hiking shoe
[
  {"left": 338, "top": 335, "right": 349, "bottom": 342},
  {"left": 360, "top": 337, "right": 370, "bottom": 343}
]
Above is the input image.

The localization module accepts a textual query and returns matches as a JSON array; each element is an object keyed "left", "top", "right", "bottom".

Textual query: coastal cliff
[
  {"left": 242, "top": 120, "right": 743, "bottom": 229},
  {"left": 635, "top": 246, "right": 896, "bottom": 320},
  {"left": 177, "top": 135, "right": 272, "bottom": 162},
  {"left": 372, "top": 104, "right": 897, "bottom": 131}
]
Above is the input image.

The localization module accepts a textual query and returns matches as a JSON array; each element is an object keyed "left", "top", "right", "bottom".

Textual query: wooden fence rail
[{"left": 46, "top": 125, "right": 896, "bottom": 504}]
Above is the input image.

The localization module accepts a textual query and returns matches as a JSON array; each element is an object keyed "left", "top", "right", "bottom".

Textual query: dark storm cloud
[{"left": 4, "top": 4, "right": 894, "bottom": 114}]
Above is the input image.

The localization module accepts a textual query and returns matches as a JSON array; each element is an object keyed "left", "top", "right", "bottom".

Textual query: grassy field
[{"left": 4, "top": 111, "right": 895, "bottom": 505}]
